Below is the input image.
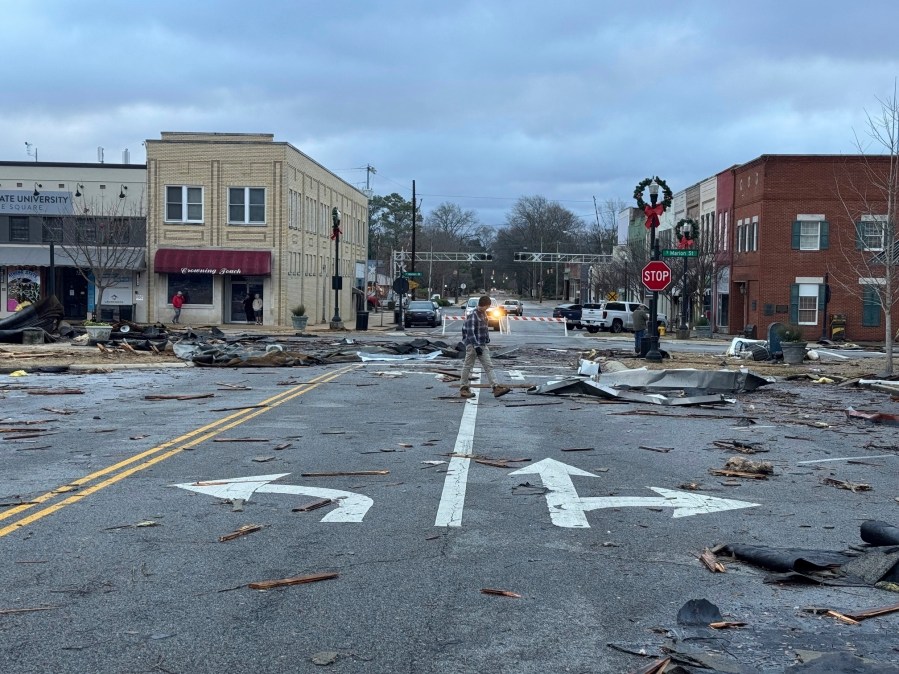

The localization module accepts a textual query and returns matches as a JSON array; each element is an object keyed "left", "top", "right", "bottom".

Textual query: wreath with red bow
[{"left": 633, "top": 176, "right": 673, "bottom": 229}]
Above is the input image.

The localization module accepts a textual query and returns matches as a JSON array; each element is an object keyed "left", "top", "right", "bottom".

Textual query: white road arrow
[
  {"left": 172, "top": 473, "right": 373, "bottom": 523},
  {"left": 510, "top": 459, "right": 759, "bottom": 528}
]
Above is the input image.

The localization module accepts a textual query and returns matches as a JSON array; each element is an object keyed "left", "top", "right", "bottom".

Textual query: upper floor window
[
  {"left": 229, "top": 187, "right": 266, "bottom": 225},
  {"left": 857, "top": 216, "right": 886, "bottom": 251},
  {"left": 791, "top": 218, "right": 829, "bottom": 251},
  {"left": 166, "top": 186, "right": 203, "bottom": 223},
  {"left": 9, "top": 217, "right": 30, "bottom": 242}
]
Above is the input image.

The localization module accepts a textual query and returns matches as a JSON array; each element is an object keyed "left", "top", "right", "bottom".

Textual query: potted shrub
[
  {"left": 693, "top": 315, "right": 712, "bottom": 338},
  {"left": 777, "top": 324, "right": 807, "bottom": 364},
  {"left": 290, "top": 305, "right": 308, "bottom": 330},
  {"left": 84, "top": 319, "right": 113, "bottom": 343}
]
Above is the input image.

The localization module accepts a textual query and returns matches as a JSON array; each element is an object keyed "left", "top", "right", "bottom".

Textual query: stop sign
[{"left": 641, "top": 260, "right": 672, "bottom": 292}]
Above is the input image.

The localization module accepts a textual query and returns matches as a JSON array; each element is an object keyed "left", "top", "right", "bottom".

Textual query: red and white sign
[{"left": 642, "top": 260, "right": 672, "bottom": 292}]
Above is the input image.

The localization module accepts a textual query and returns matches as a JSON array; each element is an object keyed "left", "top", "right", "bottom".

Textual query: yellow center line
[{"left": 0, "top": 364, "right": 359, "bottom": 538}]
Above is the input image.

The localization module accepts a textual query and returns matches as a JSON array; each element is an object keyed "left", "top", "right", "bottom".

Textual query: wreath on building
[{"left": 633, "top": 177, "right": 673, "bottom": 210}]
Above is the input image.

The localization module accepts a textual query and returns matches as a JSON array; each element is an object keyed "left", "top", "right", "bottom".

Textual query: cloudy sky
[{"left": 3, "top": 1, "right": 898, "bottom": 227}]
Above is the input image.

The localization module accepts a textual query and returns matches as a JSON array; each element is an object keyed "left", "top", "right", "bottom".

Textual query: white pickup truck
[{"left": 580, "top": 301, "right": 667, "bottom": 334}]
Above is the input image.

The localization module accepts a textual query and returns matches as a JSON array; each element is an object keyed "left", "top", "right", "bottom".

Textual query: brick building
[
  {"left": 727, "top": 154, "right": 897, "bottom": 342},
  {"left": 145, "top": 132, "right": 369, "bottom": 327}
]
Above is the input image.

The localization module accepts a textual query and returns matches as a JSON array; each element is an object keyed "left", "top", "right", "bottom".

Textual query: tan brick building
[{"left": 145, "top": 132, "right": 369, "bottom": 327}]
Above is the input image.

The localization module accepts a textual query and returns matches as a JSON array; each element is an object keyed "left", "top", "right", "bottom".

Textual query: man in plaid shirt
[{"left": 459, "top": 296, "right": 511, "bottom": 399}]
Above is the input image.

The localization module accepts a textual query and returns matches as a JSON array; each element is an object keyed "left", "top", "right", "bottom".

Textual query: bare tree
[
  {"left": 832, "top": 84, "right": 899, "bottom": 374},
  {"left": 47, "top": 194, "right": 146, "bottom": 321}
]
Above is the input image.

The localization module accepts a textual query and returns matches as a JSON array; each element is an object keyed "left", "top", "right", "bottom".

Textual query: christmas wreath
[
  {"left": 633, "top": 177, "right": 673, "bottom": 210},
  {"left": 675, "top": 218, "right": 697, "bottom": 249}
]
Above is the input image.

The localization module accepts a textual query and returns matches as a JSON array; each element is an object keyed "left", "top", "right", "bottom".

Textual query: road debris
[
  {"left": 480, "top": 588, "right": 521, "bottom": 598},
  {"left": 640, "top": 445, "right": 672, "bottom": 453},
  {"left": 300, "top": 470, "right": 389, "bottom": 477},
  {"left": 699, "top": 548, "right": 727, "bottom": 573},
  {"left": 248, "top": 571, "right": 338, "bottom": 590},
  {"left": 0, "top": 606, "right": 60, "bottom": 615},
  {"left": 712, "top": 439, "right": 767, "bottom": 454},
  {"left": 292, "top": 499, "right": 335, "bottom": 512},
  {"left": 709, "top": 456, "right": 774, "bottom": 480},
  {"left": 822, "top": 477, "right": 872, "bottom": 492},
  {"left": 219, "top": 524, "right": 263, "bottom": 542},
  {"left": 144, "top": 393, "right": 214, "bottom": 401},
  {"left": 846, "top": 407, "right": 899, "bottom": 426}
]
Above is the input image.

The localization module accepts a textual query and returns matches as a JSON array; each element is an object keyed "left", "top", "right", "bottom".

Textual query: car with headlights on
[{"left": 404, "top": 300, "right": 443, "bottom": 328}]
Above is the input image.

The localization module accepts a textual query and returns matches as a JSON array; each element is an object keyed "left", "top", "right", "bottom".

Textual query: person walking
[
  {"left": 632, "top": 304, "right": 649, "bottom": 354},
  {"left": 242, "top": 293, "right": 255, "bottom": 324},
  {"left": 171, "top": 291, "right": 184, "bottom": 324},
  {"left": 459, "top": 295, "right": 511, "bottom": 399},
  {"left": 252, "top": 294, "right": 263, "bottom": 325}
]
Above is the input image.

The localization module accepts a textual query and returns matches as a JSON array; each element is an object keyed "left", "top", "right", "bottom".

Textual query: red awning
[{"left": 153, "top": 249, "right": 271, "bottom": 276}]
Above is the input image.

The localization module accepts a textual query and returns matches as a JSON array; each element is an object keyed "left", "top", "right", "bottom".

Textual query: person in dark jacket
[
  {"left": 242, "top": 294, "right": 255, "bottom": 324},
  {"left": 632, "top": 305, "right": 649, "bottom": 353}
]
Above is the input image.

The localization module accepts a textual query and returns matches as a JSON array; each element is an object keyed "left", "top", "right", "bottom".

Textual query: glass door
[{"left": 229, "top": 278, "right": 264, "bottom": 323}]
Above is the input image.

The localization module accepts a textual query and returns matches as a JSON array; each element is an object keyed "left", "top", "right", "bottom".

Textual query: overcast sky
[{"left": 3, "top": 1, "right": 898, "bottom": 227}]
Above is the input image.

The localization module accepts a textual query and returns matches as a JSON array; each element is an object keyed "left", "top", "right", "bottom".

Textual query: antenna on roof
[
  {"left": 122, "top": 148, "right": 130, "bottom": 164},
  {"left": 98, "top": 146, "right": 104, "bottom": 163}
]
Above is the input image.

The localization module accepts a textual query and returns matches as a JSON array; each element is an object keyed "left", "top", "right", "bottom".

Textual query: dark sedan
[
  {"left": 552, "top": 303, "right": 582, "bottom": 329},
  {"left": 404, "top": 300, "right": 443, "bottom": 328}
]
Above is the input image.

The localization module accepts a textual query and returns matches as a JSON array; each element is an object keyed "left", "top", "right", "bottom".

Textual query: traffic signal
[
  {"left": 472, "top": 253, "right": 493, "bottom": 261},
  {"left": 514, "top": 252, "right": 526, "bottom": 261}
]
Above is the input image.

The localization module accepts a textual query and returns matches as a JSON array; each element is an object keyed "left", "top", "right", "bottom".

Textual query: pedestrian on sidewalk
[
  {"left": 171, "top": 290, "right": 184, "bottom": 324},
  {"left": 252, "top": 294, "right": 263, "bottom": 325},
  {"left": 633, "top": 304, "right": 649, "bottom": 354},
  {"left": 459, "top": 295, "right": 511, "bottom": 399},
  {"left": 243, "top": 294, "right": 255, "bottom": 324}
]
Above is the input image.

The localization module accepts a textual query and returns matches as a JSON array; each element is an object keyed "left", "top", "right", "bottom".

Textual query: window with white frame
[
  {"left": 797, "top": 283, "right": 818, "bottom": 325},
  {"left": 229, "top": 187, "right": 266, "bottom": 224},
  {"left": 166, "top": 186, "right": 203, "bottom": 223},
  {"left": 858, "top": 215, "right": 886, "bottom": 251}
]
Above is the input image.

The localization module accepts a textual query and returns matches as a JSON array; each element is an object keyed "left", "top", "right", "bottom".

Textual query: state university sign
[{"left": 0, "top": 190, "right": 75, "bottom": 215}]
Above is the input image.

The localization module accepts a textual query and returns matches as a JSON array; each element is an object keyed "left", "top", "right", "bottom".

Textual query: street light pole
[
  {"left": 635, "top": 177, "right": 669, "bottom": 364},
  {"left": 330, "top": 207, "right": 344, "bottom": 329}
]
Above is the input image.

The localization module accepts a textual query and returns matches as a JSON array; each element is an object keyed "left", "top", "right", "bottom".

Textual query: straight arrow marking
[{"left": 510, "top": 459, "right": 760, "bottom": 528}]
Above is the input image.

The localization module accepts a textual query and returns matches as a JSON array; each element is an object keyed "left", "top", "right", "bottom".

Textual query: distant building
[
  {"left": 0, "top": 161, "right": 147, "bottom": 321},
  {"left": 145, "top": 132, "right": 369, "bottom": 326}
]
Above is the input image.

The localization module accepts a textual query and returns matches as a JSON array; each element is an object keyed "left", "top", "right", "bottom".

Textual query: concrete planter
[
  {"left": 85, "top": 325, "right": 112, "bottom": 342},
  {"left": 693, "top": 325, "right": 712, "bottom": 338},
  {"left": 291, "top": 315, "right": 309, "bottom": 330}
]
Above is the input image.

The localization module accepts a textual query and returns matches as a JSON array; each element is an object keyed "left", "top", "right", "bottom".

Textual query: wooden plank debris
[
  {"left": 825, "top": 610, "right": 860, "bottom": 625},
  {"left": 300, "top": 470, "right": 389, "bottom": 477},
  {"left": 213, "top": 438, "right": 270, "bottom": 443},
  {"left": 248, "top": 571, "right": 338, "bottom": 590},
  {"left": 822, "top": 477, "right": 871, "bottom": 492},
  {"left": 699, "top": 549, "right": 727, "bottom": 573},
  {"left": 561, "top": 447, "right": 594, "bottom": 452},
  {"left": 144, "top": 393, "right": 214, "bottom": 401},
  {"left": 640, "top": 445, "right": 672, "bottom": 453},
  {"left": 709, "top": 621, "right": 747, "bottom": 629},
  {"left": 292, "top": 499, "right": 334, "bottom": 512},
  {"left": 25, "top": 389, "right": 84, "bottom": 395},
  {"left": 219, "top": 524, "right": 263, "bottom": 542},
  {"left": 844, "top": 601, "right": 899, "bottom": 621},
  {"left": 480, "top": 588, "right": 521, "bottom": 598},
  {"left": 0, "top": 606, "right": 59, "bottom": 616},
  {"left": 628, "top": 658, "right": 671, "bottom": 674}
]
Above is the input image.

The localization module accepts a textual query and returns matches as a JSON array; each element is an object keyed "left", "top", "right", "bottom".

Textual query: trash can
[
  {"left": 355, "top": 311, "right": 369, "bottom": 331},
  {"left": 830, "top": 314, "right": 846, "bottom": 341}
]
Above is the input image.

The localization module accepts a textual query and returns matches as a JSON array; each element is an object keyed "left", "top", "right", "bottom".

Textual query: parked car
[
  {"left": 552, "top": 303, "right": 582, "bottom": 329},
  {"left": 580, "top": 301, "right": 667, "bottom": 333},
  {"left": 501, "top": 299, "right": 523, "bottom": 316},
  {"left": 464, "top": 296, "right": 506, "bottom": 331},
  {"left": 404, "top": 300, "right": 443, "bottom": 328}
]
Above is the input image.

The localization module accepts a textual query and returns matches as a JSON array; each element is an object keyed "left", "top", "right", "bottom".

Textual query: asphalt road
[{"left": 2, "top": 310, "right": 898, "bottom": 674}]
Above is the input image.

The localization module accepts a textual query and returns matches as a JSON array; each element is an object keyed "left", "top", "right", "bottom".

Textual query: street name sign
[
  {"left": 402, "top": 271, "right": 423, "bottom": 277},
  {"left": 662, "top": 249, "right": 698, "bottom": 258}
]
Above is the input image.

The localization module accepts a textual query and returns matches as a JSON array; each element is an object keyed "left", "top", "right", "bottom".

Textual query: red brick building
[{"left": 724, "top": 155, "right": 897, "bottom": 342}]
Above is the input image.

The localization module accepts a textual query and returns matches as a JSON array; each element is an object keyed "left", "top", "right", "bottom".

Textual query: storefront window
[{"left": 166, "top": 273, "right": 213, "bottom": 304}]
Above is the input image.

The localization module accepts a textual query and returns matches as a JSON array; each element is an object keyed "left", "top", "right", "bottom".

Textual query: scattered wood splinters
[
  {"left": 248, "top": 572, "right": 338, "bottom": 590},
  {"left": 480, "top": 588, "right": 521, "bottom": 598},
  {"left": 219, "top": 524, "right": 263, "bottom": 542}
]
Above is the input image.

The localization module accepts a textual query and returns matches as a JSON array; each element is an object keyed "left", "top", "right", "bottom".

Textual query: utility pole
[{"left": 411, "top": 180, "right": 416, "bottom": 299}]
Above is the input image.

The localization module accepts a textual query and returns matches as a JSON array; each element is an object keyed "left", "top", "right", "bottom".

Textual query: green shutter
[
  {"left": 856, "top": 221, "right": 864, "bottom": 250},
  {"left": 791, "top": 221, "right": 801, "bottom": 249},
  {"left": 862, "top": 286, "right": 881, "bottom": 327},
  {"left": 820, "top": 221, "right": 829, "bottom": 249},
  {"left": 789, "top": 284, "right": 799, "bottom": 324},
  {"left": 818, "top": 283, "right": 826, "bottom": 310}
]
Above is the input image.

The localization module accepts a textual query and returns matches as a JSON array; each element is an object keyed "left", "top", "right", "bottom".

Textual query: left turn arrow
[{"left": 172, "top": 473, "right": 373, "bottom": 523}]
